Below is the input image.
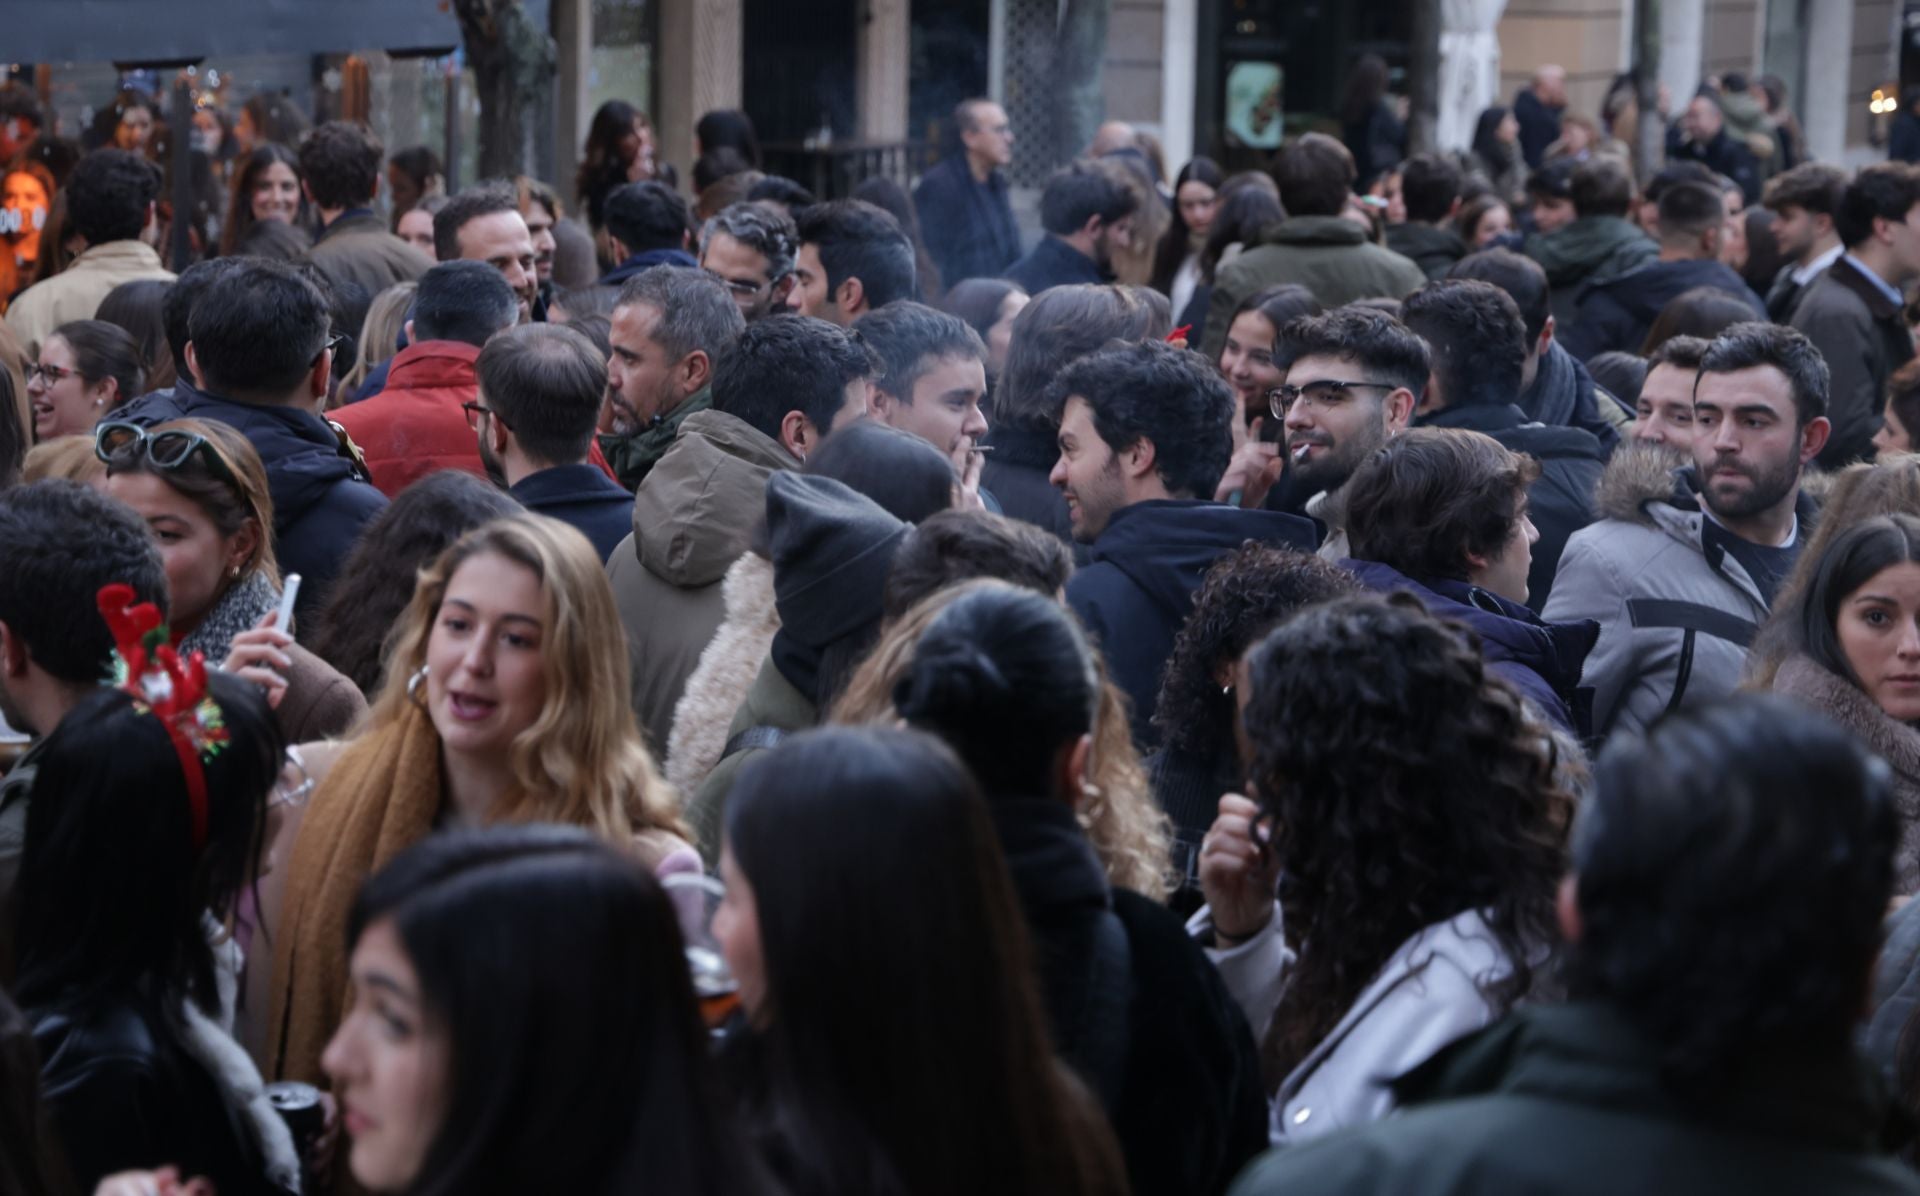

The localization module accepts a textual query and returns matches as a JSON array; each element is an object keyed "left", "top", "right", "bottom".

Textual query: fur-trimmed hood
[
  {"left": 1593, "top": 441, "right": 1689, "bottom": 526},
  {"left": 1593, "top": 442, "right": 1832, "bottom": 530},
  {"left": 1774, "top": 652, "right": 1920, "bottom": 892},
  {"left": 664, "top": 553, "right": 780, "bottom": 796}
]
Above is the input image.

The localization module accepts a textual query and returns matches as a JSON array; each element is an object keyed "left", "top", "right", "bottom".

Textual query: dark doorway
[
  {"left": 911, "top": 0, "right": 991, "bottom": 149},
  {"left": 743, "top": 0, "right": 857, "bottom": 144},
  {"left": 1197, "top": 0, "right": 1412, "bottom": 172}
]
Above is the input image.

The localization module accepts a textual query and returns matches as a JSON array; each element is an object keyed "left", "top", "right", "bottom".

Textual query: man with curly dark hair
[
  {"left": 1050, "top": 339, "right": 1317, "bottom": 746},
  {"left": 5, "top": 148, "right": 171, "bottom": 350},
  {"left": 1193, "top": 594, "right": 1572, "bottom": 1149},
  {"left": 300, "top": 121, "right": 432, "bottom": 311},
  {"left": 1148, "top": 543, "right": 1359, "bottom": 911},
  {"left": 1232, "top": 696, "right": 1910, "bottom": 1195}
]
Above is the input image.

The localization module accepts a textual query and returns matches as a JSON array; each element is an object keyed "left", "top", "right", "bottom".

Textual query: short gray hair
[
  {"left": 697, "top": 200, "right": 798, "bottom": 282},
  {"left": 613, "top": 265, "right": 746, "bottom": 364}
]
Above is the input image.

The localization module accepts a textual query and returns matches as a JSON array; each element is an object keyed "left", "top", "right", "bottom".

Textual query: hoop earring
[{"left": 406, "top": 664, "right": 429, "bottom": 703}]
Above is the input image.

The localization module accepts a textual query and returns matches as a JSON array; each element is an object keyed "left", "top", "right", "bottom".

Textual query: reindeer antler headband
[{"left": 97, "top": 583, "right": 229, "bottom": 851}]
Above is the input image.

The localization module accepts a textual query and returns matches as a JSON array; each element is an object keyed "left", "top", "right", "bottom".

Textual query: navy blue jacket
[
  {"left": 1512, "top": 88, "right": 1563, "bottom": 169},
  {"left": 601, "top": 246, "right": 699, "bottom": 287},
  {"left": 1416, "top": 402, "right": 1604, "bottom": 612},
  {"left": 913, "top": 155, "right": 1023, "bottom": 287},
  {"left": 118, "top": 383, "right": 387, "bottom": 626},
  {"left": 1005, "top": 234, "right": 1104, "bottom": 297},
  {"left": 1562, "top": 258, "right": 1766, "bottom": 362},
  {"left": 1066, "top": 499, "right": 1319, "bottom": 747},
  {"left": 509, "top": 463, "right": 635, "bottom": 563},
  {"left": 1342, "top": 558, "right": 1597, "bottom": 737}
]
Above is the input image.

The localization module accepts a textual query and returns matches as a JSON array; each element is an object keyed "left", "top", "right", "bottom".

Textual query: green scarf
[{"left": 598, "top": 387, "right": 713, "bottom": 491}]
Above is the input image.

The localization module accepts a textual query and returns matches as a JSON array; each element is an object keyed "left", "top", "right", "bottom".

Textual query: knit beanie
[{"left": 765, "top": 472, "right": 910, "bottom": 648}]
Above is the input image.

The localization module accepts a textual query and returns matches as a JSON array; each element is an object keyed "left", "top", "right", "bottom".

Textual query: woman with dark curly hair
[
  {"left": 1148, "top": 543, "right": 1358, "bottom": 911},
  {"left": 1194, "top": 594, "right": 1572, "bottom": 1145}
]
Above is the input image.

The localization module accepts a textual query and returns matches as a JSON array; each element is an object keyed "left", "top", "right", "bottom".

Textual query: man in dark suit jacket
[
  {"left": 300, "top": 122, "right": 433, "bottom": 312},
  {"left": 913, "top": 99, "right": 1023, "bottom": 287},
  {"left": 1512, "top": 66, "right": 1567, "bottom": 169},
  {"left": 476, "top": 324, "right": 637, "bottom": 563},
  {"left": 1791, "top": 162, "right": 1920, "bottom": 467}
]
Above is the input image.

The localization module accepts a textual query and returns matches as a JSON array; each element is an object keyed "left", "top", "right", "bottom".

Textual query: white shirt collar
[
  {"left": 1791, "top": 243, "right": 1843, "bottom": 287},
  {"left": 1844, "top": 253, "right": 1906, "bottom": 307}
]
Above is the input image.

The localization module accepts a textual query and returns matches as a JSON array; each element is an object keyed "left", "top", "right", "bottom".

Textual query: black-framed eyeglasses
[
  {"left": 94, "top": 421, "right": 241, "bottom": 490},
  {"left": 314, "top": 331, "right": 351, "bottom": 366},
  {"left": 25, "top": 361, "right": 79, "bottom": 385},
  {"left": 704, "top": 268, "right": 769, "bottom": 297},
  {"left": 1267, "top": 380, "right": 1400, "bottom": 418},
  {"left": 462, "top": 401, "right": 512, "bottom": 432}
]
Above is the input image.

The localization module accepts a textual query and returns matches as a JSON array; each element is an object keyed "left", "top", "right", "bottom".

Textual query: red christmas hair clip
[{"left": 97, "top": 583, "right": 228, "bottom": 851}]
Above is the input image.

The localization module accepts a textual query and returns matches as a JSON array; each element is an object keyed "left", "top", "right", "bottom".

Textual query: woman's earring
[
  {"left": 1221, "top": 683, "right": 1233, "bottom": 696},
  {"left": 407, "top": 665, "right": 429, "bottom": 700}
]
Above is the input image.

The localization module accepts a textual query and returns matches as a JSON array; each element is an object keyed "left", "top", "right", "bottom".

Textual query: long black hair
[
  {"left": 894, "top": 582, "right": 1096, "bottom": 797},
  {"left": 1781, "top": 514, "right": 1920, "bottom": 694},
  {"left": 723, "top": 727, "right": 1126, "bottom": 1196},
  {"left": 219, "top": 142, "right": 307, "bottom": 257},
  {"left": 1244, "top": 595, "right": 1570, "bottom": 1087},
  {"left": 1149, "top": 156, "right": 1225, "bottom": 294},
  {"left": 15, "top": 671, "right": 283, "bottom": 1019},
  {"left": 307, "top": 471, "right": 524, "bottom": 695},
  {"left": 577, "top": 100, "right": 647, "bottom": 228},
  {"left": 344, "top": 826, "right": 765, "bottom": 1196}
]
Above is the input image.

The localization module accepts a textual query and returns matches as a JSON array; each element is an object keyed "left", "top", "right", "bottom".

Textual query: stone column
[
  {"left": 857, "top": 0, "right": 912, "bottom": 141},
  {"left": 657, "top": 0, "right": 744, "bottom": 180},
  {"left": 1659, "top": 0, "right": 1705, "bottom": 116},
  {"left": 552, "top": 0, "right": 592, "bottom": 207},
  {"left": 1160, "top": 0, "right": 1198, "bottom": 169},
  {"left": 1801, "top": 0, "right": 1853, "bottom": 162},
  {"left": 1438, "top": 0, "right": 1508, "bottom": 151}
]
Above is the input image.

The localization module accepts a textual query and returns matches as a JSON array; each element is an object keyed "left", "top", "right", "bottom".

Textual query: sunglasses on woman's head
[{"left": 93, "top": 421, "right": 241, "bottom": 490}]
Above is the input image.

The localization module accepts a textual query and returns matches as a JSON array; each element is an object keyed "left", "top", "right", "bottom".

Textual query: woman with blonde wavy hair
[
  {"left": 261, "top": 513, "right": 692, "bottom": 1087},
  {"left": 832, "top": 577, "right": 1173, "bottom": 900}
]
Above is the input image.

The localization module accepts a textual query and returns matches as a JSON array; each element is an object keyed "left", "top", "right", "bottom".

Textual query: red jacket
[{"left": 333, "top": 339, "right": 621, "bottom": 498}]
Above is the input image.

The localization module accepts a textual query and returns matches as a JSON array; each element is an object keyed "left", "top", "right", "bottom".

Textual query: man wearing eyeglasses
[
  {"left": 698, "top": 201, "right": 799, "bottom": 321},
  {"left": 913, "top": 98, "right": 1022, "bottom": 288},
  {"left": 1269, "top": 307, "right": 1422, "bottom": 560}
]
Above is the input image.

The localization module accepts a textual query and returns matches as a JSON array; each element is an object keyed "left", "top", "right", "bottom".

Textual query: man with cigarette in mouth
[
  {"left": 1270, "top": 306, "right": 1422, "bottom": 560},
  {"left": 852, "top": 301, "right": 1001, "bottom": 511},
  {"left": 1051, "top": 339, "right": 1317, "bottom": 748}
]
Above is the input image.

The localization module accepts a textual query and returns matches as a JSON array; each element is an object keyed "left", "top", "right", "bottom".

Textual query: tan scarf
[{"left": 264, "top": 703, "right": 481, "bottom": 1084}]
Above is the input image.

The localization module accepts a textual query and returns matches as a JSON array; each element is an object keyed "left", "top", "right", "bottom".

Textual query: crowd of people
[{"left": 1, "top": 62, "right": 1920, "bottom": 1196}]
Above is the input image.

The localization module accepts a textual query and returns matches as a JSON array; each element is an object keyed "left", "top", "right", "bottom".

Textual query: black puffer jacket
[
  {"left": 119, "top": 382, "right": 387, "bottom": 625},
  {"left": 1560, "top": 259, "right": 1766, "bottom": 362},
  {"left": 1067, "top": 500, "right": 1318, "bottom": 746}
]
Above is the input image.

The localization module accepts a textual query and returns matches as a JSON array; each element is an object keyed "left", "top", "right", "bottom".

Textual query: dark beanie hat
[{"left": 766, "top": 472, "right": 910, "bottom": 648}]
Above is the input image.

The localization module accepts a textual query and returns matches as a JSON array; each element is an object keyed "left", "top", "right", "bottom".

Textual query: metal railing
[{"left": 760, "top": 140, "right": 941, "bottom": 200}]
